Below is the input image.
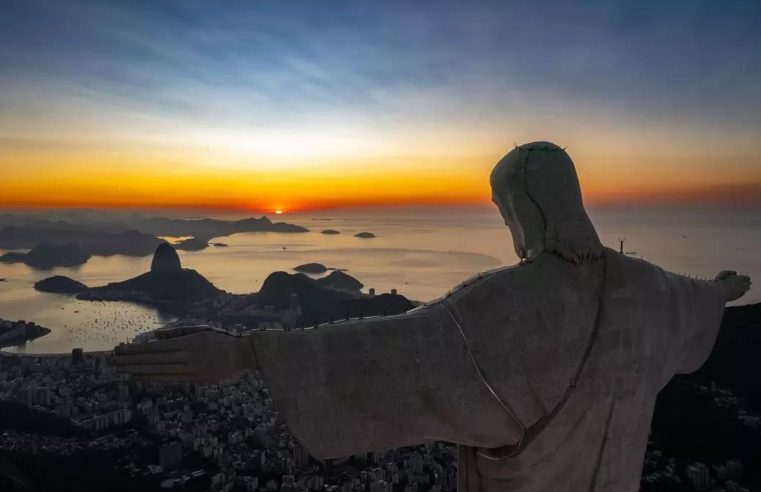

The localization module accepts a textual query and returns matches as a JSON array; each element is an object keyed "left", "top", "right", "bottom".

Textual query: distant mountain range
[
  {"left": 0, "top": 226, "right": 161, "bottom": 257},
  {"left": 0, "top": 213, "right": 308, "bottom": 258},
  {"left": 131, "top": 216, "right": 307, "bottom": 238},
  {"left": 0, "top": 213, "right": 307, "bottom": 237}
]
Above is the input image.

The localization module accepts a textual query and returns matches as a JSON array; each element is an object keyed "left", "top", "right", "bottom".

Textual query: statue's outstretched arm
[
  {"left": 113, "top": 259, "right": 590, "bottom": 459},
  {"left": 250, "top": 300, "right": 525, "bottom": 459},
  {"left": 113, "top": 325, "right": 257, "bottom": 383},
  {"left": 713, "top": 270, "right": 752, "bottom": 302},
  {"left": 662, "top": 269, "right": 751, "bottom": 375},
  {"left": 112, "top": 292, "right": 526, "bottom": 458}
]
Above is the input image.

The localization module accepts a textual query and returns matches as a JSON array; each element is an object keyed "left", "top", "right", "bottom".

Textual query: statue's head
[{"left": 490, "top": 141, "right": 603, "bottom": 264}]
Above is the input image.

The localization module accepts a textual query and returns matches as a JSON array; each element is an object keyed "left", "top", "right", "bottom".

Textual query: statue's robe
[{"left": 251, "top": 248, "right": 727, "bottom": 491}]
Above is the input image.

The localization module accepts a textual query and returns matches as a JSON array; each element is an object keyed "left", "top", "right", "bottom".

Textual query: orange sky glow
[{"left": 2, "top": 135, "right": 760, "bottom": 212}]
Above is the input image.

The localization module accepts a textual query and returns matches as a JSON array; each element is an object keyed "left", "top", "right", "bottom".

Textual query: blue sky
[{"left": 3, "top": 0, "right": 760, "bottom": 125}]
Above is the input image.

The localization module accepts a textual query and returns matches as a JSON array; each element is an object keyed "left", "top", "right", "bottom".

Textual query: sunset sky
[{"left": 1, "top": 0, "right": 760, "bottom": 212}]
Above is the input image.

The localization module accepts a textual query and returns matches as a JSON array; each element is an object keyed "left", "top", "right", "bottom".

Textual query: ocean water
[{"left": 0, "top": 205, "right": 759, "bottom": 354}]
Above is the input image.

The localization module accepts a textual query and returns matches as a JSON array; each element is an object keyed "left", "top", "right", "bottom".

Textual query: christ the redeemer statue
[{"left": 113, "top": 141, "right": 751, "bottom": 491}]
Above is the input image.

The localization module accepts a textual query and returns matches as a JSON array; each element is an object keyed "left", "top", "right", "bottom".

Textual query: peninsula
[
  {"left": 78, "top": 243, "right": 221, "bottom": 307},
  {"left": 67, "top": 243, "right": 412, "bottom": 327},
  {"left": 0, "top": 319, "right": 50, "bottom": 349}
]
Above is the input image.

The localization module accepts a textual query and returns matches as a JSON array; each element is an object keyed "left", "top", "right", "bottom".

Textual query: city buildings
[{"left": 0, "top": 350, "right": 458, "bottom": 491}]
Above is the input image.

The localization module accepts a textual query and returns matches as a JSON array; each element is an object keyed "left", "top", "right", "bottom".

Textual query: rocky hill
[
  {"left": 79, "top": 243, "right": 221, "bottom": 304},
  {"left": 0, "top": 242, "right": 90, "bottom": 269}
]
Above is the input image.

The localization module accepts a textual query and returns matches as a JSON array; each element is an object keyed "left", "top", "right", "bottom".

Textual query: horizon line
[{"left": 2, "top": 196, "right": 761, "bottom": 215}]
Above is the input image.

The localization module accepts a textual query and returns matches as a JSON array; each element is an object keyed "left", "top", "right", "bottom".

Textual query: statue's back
[{"left": 455, "top": 249, "right": 727, "bottom": 491}]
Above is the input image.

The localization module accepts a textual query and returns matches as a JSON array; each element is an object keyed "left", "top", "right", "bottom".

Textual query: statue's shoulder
[
  {"left": 601, "top": 247, "right": 673, "bottom": 297},
  {"left": 603, "top": 247, "right": 664, "bottom": 276},
  {"left": 496, "top": 252, "right": 601, "bottom": 289},
  {"left": 447, "top": 253, "right": 600, "bottom": 310}
]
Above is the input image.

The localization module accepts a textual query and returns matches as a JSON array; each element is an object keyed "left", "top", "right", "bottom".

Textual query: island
[
  {"left": 293, "top": 263, "right": 329, "bottom": 274},
  {"left": 0, "top": 319, "right": 50, "bottom": 349},
  {"left": 321, "top": 229, "right": 340, "bottom": 235},
  {"left": 354, "top": 231, "right": 376, "bottom": 238},
  {"left": 0, "top": 242, "right": 90, "bottom": 269},
  {"left": 34, "top": 275, "right": 89, "bottom": 294},
  {"left": 173, "top": 237, "right": 209, "bottom": 251}
]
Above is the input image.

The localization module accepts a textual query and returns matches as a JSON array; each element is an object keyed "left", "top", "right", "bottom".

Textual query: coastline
[{"left": 0, "top": 320, "right": 51, "bottom": 350}]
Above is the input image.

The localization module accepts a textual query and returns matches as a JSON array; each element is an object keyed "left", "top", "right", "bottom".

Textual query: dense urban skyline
[{"left": 1, "top": 0, "right": 760, "bottom": 212}]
